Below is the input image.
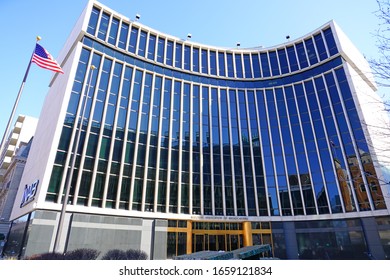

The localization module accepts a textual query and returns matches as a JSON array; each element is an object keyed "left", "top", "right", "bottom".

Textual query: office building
[
  {"left": 4, "top": 1, "right": 390, "bottom": 259},
  {"left": 0, "top": 115, "right": 37, "bottom": 255}
]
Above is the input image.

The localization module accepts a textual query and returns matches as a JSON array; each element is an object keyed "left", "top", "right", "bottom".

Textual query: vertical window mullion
[
  {"left": 141, "top": 74, "right": 156, "bottom": 211},
  {"left": 244, "top": 90, "right": 260, "bottom": 216},
  {"left": 101, "top": 59, "right": 119, "bottom": 208},
  {"left": 226, "top": 89, "right": 238, "bottom": 216},
  {"left": 273, "top": 88, "right": 294, "bottom": 216},
  {"left": 292, "top": 84, "right": 319, "bottom": 214}
]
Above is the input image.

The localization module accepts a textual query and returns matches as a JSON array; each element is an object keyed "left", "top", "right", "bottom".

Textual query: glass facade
[
  {"left": 46, "top": 5, "right": 387, "bottom": 220},
  {"left": 4, "top": 2, "right": 390, "bottom": 261}
]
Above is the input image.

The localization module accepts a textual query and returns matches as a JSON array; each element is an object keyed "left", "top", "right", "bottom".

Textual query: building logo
[{"left": 20, "top": 180, "right": 39, "bottom": 208}]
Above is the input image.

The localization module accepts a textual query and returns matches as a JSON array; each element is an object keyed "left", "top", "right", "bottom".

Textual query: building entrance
[
  {"left": 167, "top": 220, "right": 273, "bottom": 258},
  {"left": 193, "top": 234, "right": 242, "bottom": 252}
]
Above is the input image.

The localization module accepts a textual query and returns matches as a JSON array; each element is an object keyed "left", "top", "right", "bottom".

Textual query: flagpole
[
  {"left": 53, "top": 65, "right": 96, "bottom": 253},
  {"left": 0, "top": 36, "right": 41, "bottom": 160}
]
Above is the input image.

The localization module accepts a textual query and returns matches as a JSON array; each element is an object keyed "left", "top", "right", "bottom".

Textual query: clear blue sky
[{"left": 0, "top": 0, "right": 385, "bottom": 139}]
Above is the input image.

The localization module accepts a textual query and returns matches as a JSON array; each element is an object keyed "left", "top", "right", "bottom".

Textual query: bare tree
[
  {"left": 370, "top": 0, "right": 390, "bottom": 92},
  {"left": 363, "top": 0, "right": 390, "bottom": 190}
]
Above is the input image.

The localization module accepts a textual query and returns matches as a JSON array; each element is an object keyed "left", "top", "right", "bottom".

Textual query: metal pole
[
  {"left": 0, "top": 37, "right": 41, "bottom": 160},
  {"left": 53, "top": 65, "right": 96, "bottom": 253}
]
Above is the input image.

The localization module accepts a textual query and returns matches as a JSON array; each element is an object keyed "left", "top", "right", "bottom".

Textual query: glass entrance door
[{"left": 192, "top": 233, "right": 242, "bottom": 252}]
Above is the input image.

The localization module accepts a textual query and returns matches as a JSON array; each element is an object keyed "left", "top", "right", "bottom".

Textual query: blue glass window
[
  {"left": 166, "top": 40, "right": 174, "bottom": 66},
  {"left": 304, "top": 38, "right": 318, "bottom": 65},
  {"left": 67, "top": 49, "right": 91, "bottom": 119},
  {"left": 128, "top": 69, "right": 143, "bottom": 132},
  {"left": 118, "top": 22, "right": 129, "bottom": 50},
  {"left": 97, "top": 12, "right": 110, "bottom": 41},
  {"left": 128, "top": 25, "right": 139, "bottom": 53},
  {"left": 226, "top": 53, "right": 234, "bottom": 77},
  {"left": 192, "top": 47, "right": 199, "bottom": 72},
  {"left": 161, "top": 78, "right": 172, "bottom": 137},
  {"left": 210, "top": 51, "right": 217, "bottom": 75},
  {"left": 287, "top": 46, "right": 299, "bottom": 72},
  {"left": 243, "top": 54, "right": 252, "bottom": 78},
  {"left": 202, "top": 87, "right": 212, "bottom": 214},
  {"left": 150, "top": 76, "right": 162, "bottom": 136},
  {"left": 335, "top": 68, "right": 385, "bottom": 210},
  {"left": 157, "top": 37, "right": 165, "bottom": 63},
  {"left": 175, "top": 43, "right": 183, "bottom": 68},
  {"left": 108, "top": 17, "right": 119, "bottom": 45},
  {"left": 325, "top": 73, "right": 362, "bottom": 211},
  {"left": 202, "top": 87, "right": 210, "bottom": 147},
  {"left": 238, "top": 90, "right": 256, "bottom": 215},
  {"left": 217, "top": 52, "right": 225, "bottom": 76},
  {"left": 171, "top": 81, "right": 181, "bottom": 147},
  {"left": 277, "top": 49, "right": 289, "bottom": 74},
  {"left": 147, "top": 34, "right": 156, "bottom": 60},
  {"left": 87, "top": 7, "right": 100, "bottom": 36},
  {"left": 211, "top": 88, "right": 220, "bottom": 146},
  {"left": 99, "top": 137, "right": 111, "bottom": 160},
  {"left": 220, "top": 89, "right": 234, "bottom": 215},
  {"left": 105, "top": 105, "right": 115, "bottom": 130},
  {"left": 94, "top": 57, "right": 111, "bottom": 126},
  {"left": 110, "top": 62, "right": 122, "bottom": 99},
  {"left": 184, "top": 45, "right": 191, "bottom": 71},
  {"left": 252, "top": 53, "right": 261, "bottom": 77},
  {"left": 121, "top": 66, "right": 133, "bottom": 99},
  {"left": 307, "top": 81, "right": 341, "bottom": 213},
  {"left": 296, "top": 42, "right": 309, "bottom": 69},
  {"left": 229, "top": 90, "right": 245, "bottom": 215},
  {"left": 323, "top": 28, "right": 338, "bottom": 56},
  {"left": 314, "top": 76, "right": 351, "bottom": 212},
  {"left": 260, "top": 52, "right": 270, "bottom": 77},
  {"left": 269, "top": 51, "right": 280, "bottom": 76},
  {"left": 192, "top": 84, "right": 200, "bottom": 163},
  {"left": 182, "top": 83, "right": 190, "bottom": 148},
  {"left": 118, "top": 67, "right": 133, "bottom": 129},
  {"left": 235, "top": 53, "right": 243, "bottom": 78},
  {"left": 314, "top": 33, "right": 328, "bottom": 61},
  {"left": 201, "top": 49, "right": 208, "bottom": 74},
  {"left": 137, "top": 30, "right": 147, "bottom": 57},
  {"left": 256, "top": 89, "right": 271, "bottom": 158},
  {"left": 267, "top": 183, "right": 280, "bottom": 216},
  {"left": 139, "top": 73, "right": 152, "bottom": 134}
]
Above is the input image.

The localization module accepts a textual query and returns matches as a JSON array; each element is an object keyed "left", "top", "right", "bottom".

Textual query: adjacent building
[
  {"left": 0, "top": 115, "right": 37, "bottom": 256},
  {"left": 0, "top": 115, "right": 38, "bottom": 182},
  {"left": 4, "top": 1, "right": 390, "bottom": 259}
]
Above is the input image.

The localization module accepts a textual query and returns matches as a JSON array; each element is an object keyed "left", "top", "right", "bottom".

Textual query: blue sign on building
[{"left": 20, "top": 180, "right": 39, "bottom": 208}]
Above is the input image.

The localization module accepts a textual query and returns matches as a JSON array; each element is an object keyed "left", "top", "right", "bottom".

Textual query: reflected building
[{"left": 4, "top": 1, "right": 390, "bottom": 259}]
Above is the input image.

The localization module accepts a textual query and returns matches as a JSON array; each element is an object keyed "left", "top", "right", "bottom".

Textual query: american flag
[{"left": 32, "top": 43, "right": 64, "bottom": 73}]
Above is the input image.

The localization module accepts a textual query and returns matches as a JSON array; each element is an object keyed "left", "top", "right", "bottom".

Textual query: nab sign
[{"left": 20, "top": 180, "right": 39, "bottom": 208}]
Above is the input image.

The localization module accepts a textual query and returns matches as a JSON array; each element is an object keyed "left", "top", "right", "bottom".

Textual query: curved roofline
[
  {"left": 261, "top": 20, "right": 336, "bottom": 51},
  {"left": 65, "top": 1, "right": 375, "bottom": 91},
  {"left": 92, "top": 0, "right": 335, "bottom": 53}
]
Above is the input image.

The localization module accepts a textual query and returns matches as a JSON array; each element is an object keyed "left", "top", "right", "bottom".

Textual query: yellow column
[
  {"left": 186, "top": 220, "right": 192, "bottom": 254},
  {"left": 242, "top": 221, "right": 253, "bottom": 247}
]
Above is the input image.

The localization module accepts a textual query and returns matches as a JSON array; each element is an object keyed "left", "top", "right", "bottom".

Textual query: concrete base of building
[
  {"left": 2, "top": 210, "right": 390, "bottom": 260},
  {"left": 2, "top": 210, "right": 167, "bottom": 259}
]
